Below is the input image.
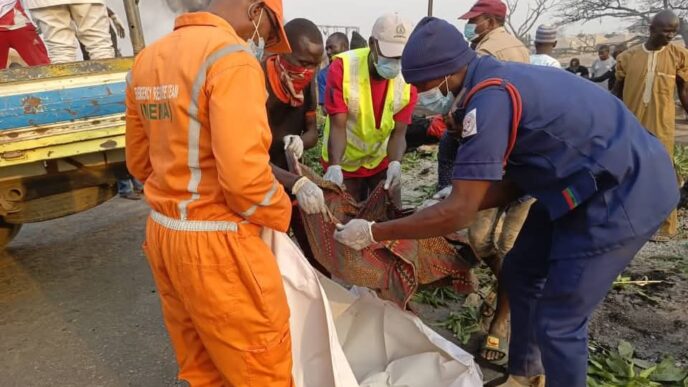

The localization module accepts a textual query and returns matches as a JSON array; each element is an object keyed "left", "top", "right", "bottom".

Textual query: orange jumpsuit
[{"left": 125, "top": 12, "right": 293, "bottom": 387}]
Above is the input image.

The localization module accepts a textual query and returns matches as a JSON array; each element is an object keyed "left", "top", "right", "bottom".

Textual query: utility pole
[
  {"left": 428, "top": 0, "right": 434, "bottom": 16},
  {"left": 123, "top": 0, "right": 145, "bottom": 54}
]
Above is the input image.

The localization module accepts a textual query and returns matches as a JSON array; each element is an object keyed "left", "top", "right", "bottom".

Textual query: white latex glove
[
  {"left": 433, "top": 185, "right": 452, "bottom": 200},
  {"left": 292, "top": 177, "right": 327, "bottom": 215},
  {"left": 323, "top": 165, "right": 344, "bottom": 186},
  {"left": 384, "top": 161, "right": 402, "bottom": 190},
  {"left": 110, "top": 14, "right": 126, "bottom": 39},
  {"left": 334, "top": 219, "right": 376, "bottom": 251},
  {"left": 283, "top": 135, "right": 304, "bottom": 159}
]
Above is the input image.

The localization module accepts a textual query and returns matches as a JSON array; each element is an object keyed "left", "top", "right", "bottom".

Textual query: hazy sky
[{"left": 107, "top": 0, "right": 624, "bottom": 56}]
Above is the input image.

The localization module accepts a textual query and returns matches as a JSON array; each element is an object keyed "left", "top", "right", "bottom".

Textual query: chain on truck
[{"left": 0, "top": 0, "right": 144, "bottom": 247}]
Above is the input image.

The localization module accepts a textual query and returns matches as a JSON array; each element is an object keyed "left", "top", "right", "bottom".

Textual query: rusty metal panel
[
  {"left": 0, "top": 58, "right": 133, "bottom": 84},
  {"left": 0, "top": 134, "right": 126, "bottom": 167}
]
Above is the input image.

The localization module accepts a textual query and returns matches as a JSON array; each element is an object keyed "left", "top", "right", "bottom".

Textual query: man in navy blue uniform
[{"left": 333, "top": 17, "right": 679, "bottom": 387}]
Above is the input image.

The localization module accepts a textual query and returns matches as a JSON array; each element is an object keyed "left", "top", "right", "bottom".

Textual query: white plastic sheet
[{"left": 261, "top": 229, "right": 483, "bottom": 387}]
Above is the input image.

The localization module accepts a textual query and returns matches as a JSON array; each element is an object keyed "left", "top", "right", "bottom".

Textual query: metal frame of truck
[{"left": 0, "top": 0, "right": 144, "bottom": 247}]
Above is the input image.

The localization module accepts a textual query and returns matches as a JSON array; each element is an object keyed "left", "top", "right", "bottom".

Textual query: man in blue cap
[{"left": 333, "top": 17, "right": 679, "bottom": 387}]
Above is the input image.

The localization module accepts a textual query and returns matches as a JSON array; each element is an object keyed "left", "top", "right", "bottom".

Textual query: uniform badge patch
[{"left": 462, "top": 108, "right": 478, "bottom": 138}]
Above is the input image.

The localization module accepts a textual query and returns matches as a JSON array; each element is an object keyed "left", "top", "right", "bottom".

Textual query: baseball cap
[
  {"left": 372, "top": 13, "right": 413, "bottom": 58},
  {"left": 458, "top": 0, "right": 507, "bottom": 20},
  {"left": 263, "top": 0, "right": 291, "bottom": 53}
]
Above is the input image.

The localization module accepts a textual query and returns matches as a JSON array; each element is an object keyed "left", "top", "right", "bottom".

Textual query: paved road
[
  {"left": 0, "top": 198, "right": 502, "bottom": 387},
  {"left": 0, "top": 199, "right": 180, "bottom": 387}
]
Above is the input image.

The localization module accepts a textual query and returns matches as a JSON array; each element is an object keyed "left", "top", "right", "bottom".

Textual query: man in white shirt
[
  {"left": 530, "top": 24, "right": 561, "bottom": 68},
  {"left": 24, "top": 0, "right": 114, "bottom": 63},
  {"left": 591, "top": 45, "right": 616, "bottom": 88}
]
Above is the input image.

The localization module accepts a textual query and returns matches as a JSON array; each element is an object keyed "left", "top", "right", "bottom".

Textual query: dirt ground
[{"left": 401, "top": 145, "right": 688, "bottom": 376}]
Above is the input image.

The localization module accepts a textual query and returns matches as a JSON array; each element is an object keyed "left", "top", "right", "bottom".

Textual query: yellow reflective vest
[{"left": 322, "top": 48, "right": 412, "bottom": 172}]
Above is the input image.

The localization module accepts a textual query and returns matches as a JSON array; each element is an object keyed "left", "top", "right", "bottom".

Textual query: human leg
[
  {"left": 501, "top": 203, "right": 553, "bottom": 378},
  {"left": 534, "top": 234, "right": 652, "bottom": 387},
  {"left": 69, "top": 4, "right": 115, "bottom": 60},
  {"left": 147, "top": 216, "right": 294, "bottom": 386},
  {"left": 30, "top": 6, "right": 77, "bottom": 63},
  {"left": 9, "top": 26, "right": 50, "bottom": 66},
  {"left": 143, "top": 218, "right": 224, "bottom": 386}
]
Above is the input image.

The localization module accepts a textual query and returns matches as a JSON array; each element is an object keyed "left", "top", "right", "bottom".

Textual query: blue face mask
[
  {"left": 374, "top": 57, "right": 401, "bottom": 80},
  {"left": 418, "top": 78, "right": 455, "bottom": 115},
  {"left": 463, "top": 23, "right": 478, "bottom": 42},
  {"left": 248, "top": 8, "right": 265, "bottom": 60}
]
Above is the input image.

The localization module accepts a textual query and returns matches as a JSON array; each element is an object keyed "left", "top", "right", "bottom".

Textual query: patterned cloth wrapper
[{"left": 288, "top": 155, "right": 479, "bottom": 308}]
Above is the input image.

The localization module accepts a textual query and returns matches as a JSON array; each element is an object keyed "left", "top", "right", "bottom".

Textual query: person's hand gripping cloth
[{"left": 286, "top": 152, "right": 479, "bottom": 308}]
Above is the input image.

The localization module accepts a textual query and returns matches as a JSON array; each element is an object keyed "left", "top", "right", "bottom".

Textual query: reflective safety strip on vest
[
  {"left": 391, "top": 76, "right": 408, "bottom": 114},
  {"left": 177, "top": 44, "right": 249, "bottom": 220},
  {"left": 322, "top": 48, "right": 411, "bottom": 172}
]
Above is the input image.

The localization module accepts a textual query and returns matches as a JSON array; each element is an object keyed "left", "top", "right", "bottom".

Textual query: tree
[
  {"left": 557, "top": 0, "right": 688, "bottom": 44},
  {"left": 506, "top": 0, "right": 560, "bottom": 43},
  {"left": 574, "top": 32, "right": 600, "bottom": 51}
]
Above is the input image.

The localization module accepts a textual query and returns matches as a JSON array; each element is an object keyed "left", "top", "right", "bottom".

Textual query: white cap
[{"left": 371, "top": 13, "right": 413, "bottom": 58}]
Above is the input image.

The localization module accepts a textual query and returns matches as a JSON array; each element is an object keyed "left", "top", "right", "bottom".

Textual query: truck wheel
[{"left": 0, "top": 220, "right": 22, "bottom": 248}]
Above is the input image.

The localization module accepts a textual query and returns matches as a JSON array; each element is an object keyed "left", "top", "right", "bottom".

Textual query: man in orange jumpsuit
[{"left": 125, "top": 1, "right": 295, "bottom": 385}]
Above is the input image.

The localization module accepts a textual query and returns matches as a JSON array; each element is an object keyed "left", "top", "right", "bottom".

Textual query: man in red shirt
[
  {"left": 322, "top": 13, "right": 418, "bottom": 204},
  {"left": 0, "top": 0, "right": 49, "bottom": 68}
]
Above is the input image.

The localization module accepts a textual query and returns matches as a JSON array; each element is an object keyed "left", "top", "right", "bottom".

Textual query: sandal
[
  {"left": 481, "top": 334, "right": 509, "bottom": 366},
  {"left": 497, "top": 375, "right": 545, "bottom": 387}
]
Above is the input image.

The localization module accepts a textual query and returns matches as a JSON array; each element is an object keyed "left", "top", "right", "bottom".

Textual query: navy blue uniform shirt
[{"left": 452, "top": 56, "right": 679, "bottom": 258}]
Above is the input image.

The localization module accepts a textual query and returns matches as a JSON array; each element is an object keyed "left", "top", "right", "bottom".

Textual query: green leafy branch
[
  {"left": 434, "top": 306, "right": 481, "bottom": 344},
  {"left": 413, "top": 286, "right": 462, "bottom": 308},
  {"left": 587, "top": 340, "right": 688, "bottom": 387}
]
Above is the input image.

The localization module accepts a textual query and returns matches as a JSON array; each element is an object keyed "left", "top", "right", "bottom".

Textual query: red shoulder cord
[{"left": 461, "top": 78, "right": 523, "bottom": 168}]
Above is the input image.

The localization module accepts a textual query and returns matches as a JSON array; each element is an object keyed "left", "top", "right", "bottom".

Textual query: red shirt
[
  {"left": 0, "top": 1, "right": 29, "bottom": 31},
  {"left": 324, "top": 58, "right": 418, "bottom": 177},
  {"left": 325, "top": 58, "right": 418, "bottom": 127}
]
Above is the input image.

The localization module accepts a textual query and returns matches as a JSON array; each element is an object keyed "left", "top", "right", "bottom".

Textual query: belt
[{"left": 150, "top": 210, "right": 238, "bottom": 232}]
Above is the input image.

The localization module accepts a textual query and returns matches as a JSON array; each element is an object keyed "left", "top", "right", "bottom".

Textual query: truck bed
[{"left": 0, "top": 59, "right": 132, "bottom": 167}]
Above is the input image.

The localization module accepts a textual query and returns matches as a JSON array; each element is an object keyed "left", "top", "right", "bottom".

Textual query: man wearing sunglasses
[
  {"left": 321, "top": 13, "right": 418, "bottom": 206},
  {"left": 125, "top": 0, "right": 297, "bottom": 385}
]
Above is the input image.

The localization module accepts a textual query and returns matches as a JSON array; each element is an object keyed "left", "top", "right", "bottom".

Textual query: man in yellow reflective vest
[{"left": 322, "top": 13, "right": 418, "bottom": 204}]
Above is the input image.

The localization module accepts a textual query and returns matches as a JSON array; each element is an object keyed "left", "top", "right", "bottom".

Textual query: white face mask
[
  {"left": 418, "top": 77, "right": 455, "bottom": 115},
  {"left": 248, "top": 7, "right": 265, "bottom": 60},
  {"left": 374, "top": 57, "right": 402, "bottom": 79}
]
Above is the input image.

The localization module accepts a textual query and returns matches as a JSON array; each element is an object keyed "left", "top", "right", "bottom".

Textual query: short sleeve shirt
[
  {"left": 451, "top": 88, "right": 513, "bottom": 182},
  {"left": 591, "top": 58, "right": 616, "bottom": 86}
]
